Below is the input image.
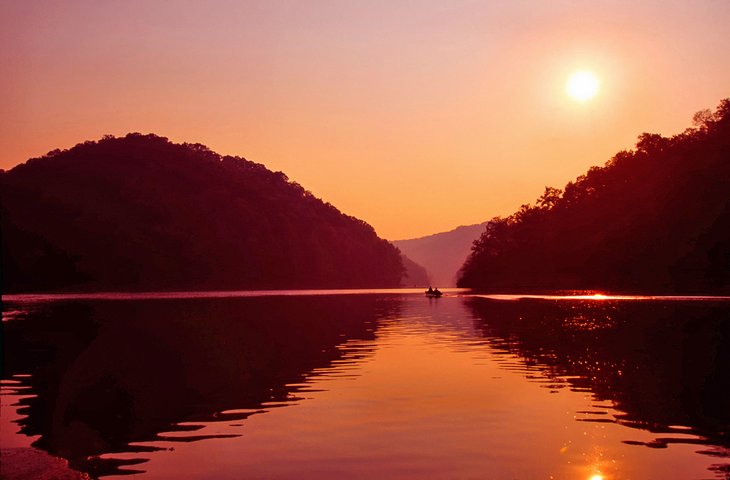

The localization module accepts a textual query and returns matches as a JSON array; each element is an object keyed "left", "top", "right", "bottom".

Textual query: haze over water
[{"left": 2, "top": 290, "right": 729, "bottom": 479}]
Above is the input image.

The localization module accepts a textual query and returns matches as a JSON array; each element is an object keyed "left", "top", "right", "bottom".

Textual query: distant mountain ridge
[
  {"left": 1, "top": 133, "right": 404, "bottom": 292},
  {"left": 394, "top": 222, "right": 489, "bottom": 287},
  {"left": 401, "top": 254, "right": 431, "bottom": 286}
]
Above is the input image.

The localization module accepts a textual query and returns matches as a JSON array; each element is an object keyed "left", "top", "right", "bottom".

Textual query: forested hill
[
  {"left": 1, "top": 134, "right": 404, "bottom": 292},
  {"left": 458, "top": 99, "right": 730, "bottom": 293}
]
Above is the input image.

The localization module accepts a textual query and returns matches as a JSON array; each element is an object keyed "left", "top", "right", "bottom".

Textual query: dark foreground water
[{"left": 2, "top": 290, "right": 729, "bottom": 479}]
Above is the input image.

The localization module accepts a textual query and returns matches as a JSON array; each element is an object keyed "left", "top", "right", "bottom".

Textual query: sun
[{"left": 566, "top": 70, "right": 599, "bottom": 102}]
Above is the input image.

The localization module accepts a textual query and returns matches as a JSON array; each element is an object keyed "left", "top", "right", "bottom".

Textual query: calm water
[{"left": 2, "top": 290, "right": 729, "bottom": 479}]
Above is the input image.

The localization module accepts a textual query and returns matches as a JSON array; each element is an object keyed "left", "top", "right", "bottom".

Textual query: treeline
[
  {"left": 458, "top": 99, "right": 730, "bottom": 293},
  {"left": 1, "top": 134, "right": 404, "bottom": 292}
]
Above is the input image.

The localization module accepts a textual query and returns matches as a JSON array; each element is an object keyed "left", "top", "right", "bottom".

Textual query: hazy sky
[{"left": 2, "top": 1, "right": 729, "bottom": 239}]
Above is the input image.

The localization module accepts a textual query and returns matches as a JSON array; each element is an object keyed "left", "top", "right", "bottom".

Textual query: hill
[
  {"left": 1, "top": 133, "right": 404, "bottom": 292},
  {"left": 401, "top": 254, "right": 431, "bottom": 287},
  {"left": 458, "top": 99, "right": 730, "bottom": 293},
  {"left": 394, "top": 222, "right": 489, "bottom": 287}
]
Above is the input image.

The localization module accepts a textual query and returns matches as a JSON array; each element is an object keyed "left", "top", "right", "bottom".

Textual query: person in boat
[{"left": 426, "top": 286, "right": 442, "bottom": 297}]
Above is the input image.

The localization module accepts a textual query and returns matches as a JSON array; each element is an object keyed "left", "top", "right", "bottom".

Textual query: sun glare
[{"left": 566, "top": 70, "right": 599, "bottom": 102}]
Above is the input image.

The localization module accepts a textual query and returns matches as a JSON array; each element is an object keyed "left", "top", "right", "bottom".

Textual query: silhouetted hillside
[
  {"left": 459, "top": 99, "right": 730, "bottom": 293},
  {"left": 395, "top": 222, "right": 488, "bottom": 286},
  {"left": 401, "top": 254, "right": 430, "bottom": 287},
  {"left": 1, "top": 134, "right": 404, "bottom": 292}
]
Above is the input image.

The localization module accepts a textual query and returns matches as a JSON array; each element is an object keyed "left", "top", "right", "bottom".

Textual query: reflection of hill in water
[
  {"left": 3, "top": 296, "right": 399, "bottom": 477},
  {"left": 465, "top": 298, "right": 730, "bottom": 448}
]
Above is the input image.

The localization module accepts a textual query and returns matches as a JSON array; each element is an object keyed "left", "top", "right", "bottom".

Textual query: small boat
[{"left": 425, "top": 288, "right": 443, "bottom": 298}]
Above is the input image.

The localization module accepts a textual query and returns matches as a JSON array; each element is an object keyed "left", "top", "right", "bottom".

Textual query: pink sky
[{"left": 1, "top": 1, "right": 728, "bottom": 239}]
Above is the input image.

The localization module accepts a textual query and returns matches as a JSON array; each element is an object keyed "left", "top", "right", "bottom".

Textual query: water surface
[{"left": 2, "top": 290, "right": 729, "bottom": 479}]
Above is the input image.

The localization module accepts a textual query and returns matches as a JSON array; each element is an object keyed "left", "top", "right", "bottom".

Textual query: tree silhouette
[
  {"left": 459, "top": 99, "right": 730, "bottom": 293},
  {"left": 1, "top": 134, "right": 405, "bottom": 292}
]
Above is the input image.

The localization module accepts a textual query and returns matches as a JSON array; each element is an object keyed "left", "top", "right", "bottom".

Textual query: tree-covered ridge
[
  {"left": 458, "top": 99, "right": 730, "bottom": 293},
  {"left": 1, "top": 133, "right": 404, "bottom": 292}
]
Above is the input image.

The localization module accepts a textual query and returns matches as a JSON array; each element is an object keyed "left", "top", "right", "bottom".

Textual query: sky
[{"left": 1, "top": 1, "right": 729, "bottom": 240}]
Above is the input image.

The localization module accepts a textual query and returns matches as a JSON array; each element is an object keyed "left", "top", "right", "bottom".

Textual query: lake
[{"left": 2, "top": 290, "right": 729, "bottom": 479}]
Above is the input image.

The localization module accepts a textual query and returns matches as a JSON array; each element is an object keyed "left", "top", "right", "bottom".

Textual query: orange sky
[{"left": 1, "top": 1, "right": 729, "bottom": 239}]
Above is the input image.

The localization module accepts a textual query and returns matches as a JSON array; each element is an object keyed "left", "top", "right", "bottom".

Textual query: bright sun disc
[{"left": 566, "top": 70, "right": 599, "bottom": 102}]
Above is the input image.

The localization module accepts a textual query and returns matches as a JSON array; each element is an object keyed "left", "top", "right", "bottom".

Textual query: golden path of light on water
[
  {"left": 3, "top": 289, "right": 730, "bottom": 304},
  {"left": 475, "top": 293, "right": 730, "bottom": 301}
]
